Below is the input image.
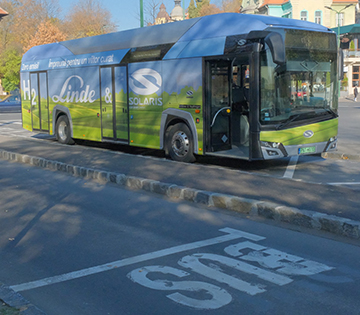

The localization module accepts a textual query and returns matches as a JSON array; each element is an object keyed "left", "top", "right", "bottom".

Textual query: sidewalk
[
  {"left": 0, "top": 135, "right": 359, "bottom": 241},
  {"left": 323, "top": 96, "right": 360, "bottom": 161}
]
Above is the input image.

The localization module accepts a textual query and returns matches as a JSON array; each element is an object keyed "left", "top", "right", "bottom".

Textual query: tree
[
  {"left": 24, "top": 20, "right": 67, "bottom": 53},
  {"left": 0, "top": 0, "right": 117, "bottom": 93},
  {"left": 63, "top": 0, "right": 117, "bottom": 40},
  {"left": 187, "top": 0, "right": 241, "bottom": 18},
  {"left": 0, "top": 0, "right": 22, "bottom": 53},
  {"left": 145, "top": 0, "right": 161, "bottom": 25},
  {"left": 198, "top": 4, "right": 222, "bottom": 16},
  {"left": 188, "top": 0, "right": 198, "bottom": 18},
  {"left": 0, "top": 49, "right": 21, "bottom": 92},
  {"left": 9, "top": 0, "right": 61, "bottom": 49},
  {"left": 187, "top": 0, "right": 211, "bottom": 18},
  {"left": 221, "top": 0, "right": 242, "bottom": 13}
]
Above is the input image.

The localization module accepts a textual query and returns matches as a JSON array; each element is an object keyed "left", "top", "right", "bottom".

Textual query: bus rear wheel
[
  {"left": 56, "top": 115, "right": 74, "bottom": 145},
  {"left": 166, "top": 123, "right": 195, "bottom": 163}
]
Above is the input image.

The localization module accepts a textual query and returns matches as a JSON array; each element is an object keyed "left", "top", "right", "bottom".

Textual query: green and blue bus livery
[{"left": 20, "top": 13, "right": 339, "bottom": 162}]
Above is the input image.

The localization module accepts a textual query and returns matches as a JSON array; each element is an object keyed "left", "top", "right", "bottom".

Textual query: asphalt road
[{"left": 0, "top": 159, "right": 359, "bottom": 315}]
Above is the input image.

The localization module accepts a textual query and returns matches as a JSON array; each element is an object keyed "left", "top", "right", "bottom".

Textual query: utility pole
[
  {"left": 182, "top": 0, "right": 185, "bottom": 20},
  {"left": 325, "top": 4, "right": 353, "bottom": 47},
  {"left": 140, "top": 0, "right": 144, "bottom": 27},
  {"left": 325, "top": 4, "right": 353, "bottom": 96}
]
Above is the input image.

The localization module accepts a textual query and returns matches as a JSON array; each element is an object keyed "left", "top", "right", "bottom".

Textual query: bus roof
[{"left": 22, "top": 13, "right": 332, "bottom": 64}]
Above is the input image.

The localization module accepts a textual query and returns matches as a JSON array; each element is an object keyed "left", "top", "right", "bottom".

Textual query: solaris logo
[{"left": 129, "top": 68, "right": 162, "bottom": 96}]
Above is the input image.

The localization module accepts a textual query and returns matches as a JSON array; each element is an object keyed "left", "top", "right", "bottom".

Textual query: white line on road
[
  {"left": 283, "top": 155, "right": 299, "bottom": 179},
  {"left": 0, "top": 121, "right": 21, "bottom": 125},
  {"left": 10, "top": 228, "right": 264, "bottom": 292},
  {"left": 328, "top": 182, "right": 360, "bottom": 186}
]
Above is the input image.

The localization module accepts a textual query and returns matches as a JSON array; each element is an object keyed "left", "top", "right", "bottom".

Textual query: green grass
[{"left": 0, "top": 301, "right": 20, "bottom": 315}]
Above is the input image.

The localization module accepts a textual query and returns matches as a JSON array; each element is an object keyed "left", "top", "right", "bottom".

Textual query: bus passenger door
[
  {"left": 100, "top": 66, "right": 128, "bottom": 142},
  {"left": 206, "top": 61, "right": 232, "bottom": 152},
  {"left": 39, "top": 72, "right": 49, "bottom": 131},
  {"left": 30, "top": 72, "right": 49, "bottom": 132},
  {"left": 114, "top": 66, "right": 128, "bottom": 141},
  {"left": 100, "top": 67, "right": 115, "bottom": 139}
]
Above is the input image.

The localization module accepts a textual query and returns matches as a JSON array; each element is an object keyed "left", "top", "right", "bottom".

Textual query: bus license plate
[{"left": 298, "top": 146, "right": 316, "bottom": 154}]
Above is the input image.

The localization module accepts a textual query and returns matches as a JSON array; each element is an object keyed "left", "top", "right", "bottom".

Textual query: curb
[
  {"left": 1, "top": 149, "right": 359, "bottom": 240},
  {"left": 0, "top": 284, "right": 45, "bottom": 315}
]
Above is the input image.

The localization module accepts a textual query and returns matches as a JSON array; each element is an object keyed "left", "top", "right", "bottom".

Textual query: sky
[{"left": 57, "top": 0, "right": 214, "bottom": 32}]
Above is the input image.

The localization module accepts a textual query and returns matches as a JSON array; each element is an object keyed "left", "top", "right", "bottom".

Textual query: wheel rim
[
  {"left": 58, "top": 120, "right": 68, "bottom": 142},
  {"left": 171, "top": 131, "right": 189, "bottom": 158}
]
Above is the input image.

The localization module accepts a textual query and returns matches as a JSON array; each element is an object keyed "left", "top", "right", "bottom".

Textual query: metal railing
[{"left": 343, "top": 49, "right": 360, "bottom": 58}]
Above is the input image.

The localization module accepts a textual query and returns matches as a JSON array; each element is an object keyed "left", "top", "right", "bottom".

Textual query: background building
[
  {"left": 257, "top": 0, "right": 292, "bottom": 18},
  {"left": 155, "top": 0, "right": 185, "bottom": 25},
  {"left": 171, "top": 0, "right": 185, "bottom": 21},
  {"left": 242, "top": 0, "right": 357, "bottom": 26},
  {"left": 155, "top": 3, "right": 171, "bottom": 24},
  {"left": 0, "top": 7, "right": 8, "bottom": 21}
]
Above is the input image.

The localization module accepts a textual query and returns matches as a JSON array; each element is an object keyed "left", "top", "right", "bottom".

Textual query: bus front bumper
[{"left": 261, "top": 138, "right": 338, "bottom": 160}]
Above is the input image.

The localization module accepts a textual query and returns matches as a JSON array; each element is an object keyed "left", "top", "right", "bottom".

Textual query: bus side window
[
  {"left": 242, "top": 65, "right": 250, "bottom": 100},
  {"left": 232, "top": 65, "right": 249, "bottom": 114}
]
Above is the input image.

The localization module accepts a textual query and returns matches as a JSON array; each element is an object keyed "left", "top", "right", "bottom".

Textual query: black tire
[
  {"left": 165, "top": 123, "right": 195, "bottom": 163},
  {"left": 56, "top": 115, "right": 75, "bottom": 145}
]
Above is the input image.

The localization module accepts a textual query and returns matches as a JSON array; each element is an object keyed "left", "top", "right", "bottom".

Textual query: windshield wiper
[
  {"left": 276, "top": 111, "right": 315, "bottom": 130},
  {"left": 325, "top": 108, "right": 338, "bottom": 117},
  {"left": 313, "top": 107, "right": 338, "bottom": 117},
  {"left": 276, "top": 114, "right": 303, "bottom": 130}
]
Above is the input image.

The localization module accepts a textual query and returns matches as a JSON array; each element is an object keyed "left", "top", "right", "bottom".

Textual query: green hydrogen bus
[{"left": 20, "top": 13, "right": 339, "bottom": 162}]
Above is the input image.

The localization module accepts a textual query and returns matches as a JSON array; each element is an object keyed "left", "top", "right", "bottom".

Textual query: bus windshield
[{"left": 260, "top": 29, "right": 338, "bottom": 128}]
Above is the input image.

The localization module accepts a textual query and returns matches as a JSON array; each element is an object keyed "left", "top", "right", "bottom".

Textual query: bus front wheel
[
  {"left": 56, "top": 115, "right": 75, "bottom": 145},
  {"left": 165, "top": 123, "right": 195, "bottom": 163}
]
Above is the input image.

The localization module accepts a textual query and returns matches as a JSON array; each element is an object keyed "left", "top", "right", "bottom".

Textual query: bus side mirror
[
  {"left": 265, "top": 33, "right": 285, "bottom": 66},
  {"left": 338, "top": 48, "right": 344, "bottom": 80}
]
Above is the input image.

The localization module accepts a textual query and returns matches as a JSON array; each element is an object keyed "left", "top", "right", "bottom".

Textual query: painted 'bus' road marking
[
  {"left": 10, "top": 226, "right": 334, "bottom": 310},
  {"left": 9, "top": 228, "right": 263, "bottom": 292},
  {"left": 283, "top": 155, "right": 299, "bottom": 179},
  {"left": 127, "top": 231, "right": 334, "bottom": 310}
]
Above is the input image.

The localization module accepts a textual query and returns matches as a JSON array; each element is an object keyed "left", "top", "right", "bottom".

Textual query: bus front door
[
  {"left": 206, "top": 59, "right": 250, "bottom": 159},
  {"left": 30, "top": 72, "right": 49, "bottom": 132},
  {"left": 206, "top": 61, "right": 232, "bottom": 152},
  {"left": 100, "top": 66, "right": 129, "bottom": 142}
]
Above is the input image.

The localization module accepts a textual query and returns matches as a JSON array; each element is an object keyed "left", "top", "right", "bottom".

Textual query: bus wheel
[
  {"left": 56, "top": 115, "right": 74, "bottom": 145},
  {"left": 166, "top": 123, "right": 195, "bottom": 163}
]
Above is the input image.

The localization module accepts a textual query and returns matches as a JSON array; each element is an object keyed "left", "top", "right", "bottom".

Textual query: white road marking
[
  {"left": 178, "top": 253, "right": 292, "bottom": 291},
  {"left": 283, "top": 155, "right": 299, "bottom": 179},
  {"left": 235, "top": 246, "right": 333, "bottom": 276},
  {"left": 9, "top": 227, "right": 335, "bottom": 311},
  {"left": 127, "top": 235, "right": 334, "bottom": 310},
  {"left": 328, "top": 182, "right": 360, "bottom": 186},
  {"left": 127, "top": 266, "right": 233, "bottom": 310},
  {"left": 10, "top": 228, "right": 263, "bottom": 292},
  {"left": 0, "top": 121, "right": 22, "bottom": 125}
]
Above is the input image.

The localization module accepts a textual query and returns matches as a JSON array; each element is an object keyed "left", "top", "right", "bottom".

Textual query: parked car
[{"left": 0, "top": 94, "right": 21, "bottom": 112}]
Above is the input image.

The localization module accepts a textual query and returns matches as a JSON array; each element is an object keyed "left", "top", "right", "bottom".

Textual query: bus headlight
[
  {"left": 326, "top": 136, "right": 337, "bottom": 151},
  {"left": 260, "top": 141, "right": 281, "bottom": 149},
  {"left": 260, "top": 141, "right": 286, "bottom": 159}
]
